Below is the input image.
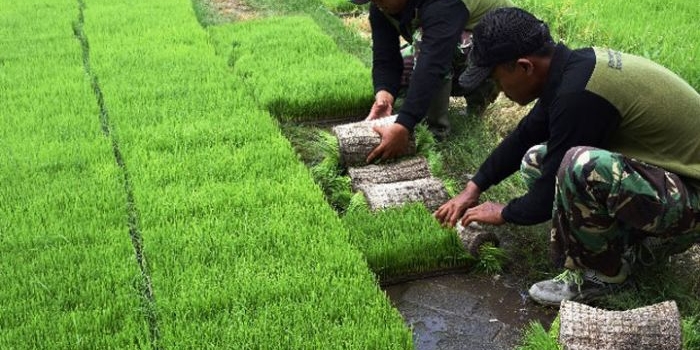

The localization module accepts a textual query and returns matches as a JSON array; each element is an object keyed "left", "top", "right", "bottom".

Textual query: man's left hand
[
  {"left": 366, "top": 123, "right": 410, "bottom": 163},
  {"left": 461, "top": 201, "right": 506, "bottom": 226}
]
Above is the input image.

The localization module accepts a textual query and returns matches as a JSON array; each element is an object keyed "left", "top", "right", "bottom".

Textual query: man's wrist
[{"left": 395, "top": 113, "right": 417, "bottom": 133}]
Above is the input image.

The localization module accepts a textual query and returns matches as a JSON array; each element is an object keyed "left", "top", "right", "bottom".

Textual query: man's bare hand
[
  {"left": 461, "top": 201, "right": 506, "bottom": 226},
  {"left": 433, "top": 181, "right": 481, "bottom": 227},
  {"left": 366, "top": 90, "right": 394, "bottom": 121},
  {"left": 365, "top": 123, "right": 410, "bottom": 163}
]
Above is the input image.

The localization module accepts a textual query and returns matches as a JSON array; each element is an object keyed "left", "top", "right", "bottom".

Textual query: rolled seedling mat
[
  {"left": 357, "top": 177, "right": 448, "bottom": 212},
  {"left": 332, "top": 115, "right": 417, "bottom": 167},
  {"left": 348, "top": 156, "right": 432, "bottom": 190},
  {"left": 559, "top": 300, "right": 681, "bottom": 350},
  {"left": 455, "top": 221, "right": 500, "bottom": 257}
]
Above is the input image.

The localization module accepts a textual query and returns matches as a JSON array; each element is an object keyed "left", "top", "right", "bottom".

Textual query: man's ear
[{"left": 516, "top": 58, "right": 535, "bottom": 75}]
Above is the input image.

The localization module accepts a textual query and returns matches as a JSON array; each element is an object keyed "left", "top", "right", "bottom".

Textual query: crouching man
[{"left": 434, "top": 7, "right": 700, "bottom": 306}]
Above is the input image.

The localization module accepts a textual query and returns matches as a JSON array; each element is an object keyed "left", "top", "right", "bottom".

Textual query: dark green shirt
[
  {"left": 464, "top": 0, "right": 514, "bottom": 30},
  {"left": 472, "top": 44, "right": 700, "bottom": 225}
]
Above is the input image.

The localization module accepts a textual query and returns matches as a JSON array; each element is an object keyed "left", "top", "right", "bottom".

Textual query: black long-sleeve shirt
[
  {"left": 472, "top": 45, "right": 620, "bottom": 225},
  {"left": 369, "top": 0, "right": 468, "bottom": 131},
  {"left": 473, "top": 43, "right": 700, "bottom": 225}
]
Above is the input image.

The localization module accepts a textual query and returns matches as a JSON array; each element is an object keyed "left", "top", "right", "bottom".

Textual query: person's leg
[
  {"left": 531, "top": 146, "right": 700, "bottom": 305},
  {"left": 464, "top": 79, "right": 499, "bottom": 117},
  {"left": 397, "top": 32, "right": 450, "bottom": 140},
  {"left": 452, "top": 31, "right": 500, "bottom": 116},
  {"left": 399, "top": 43, "right": 414, "bottom": 90},
  {"left": 552, "top": 146, "right": 700, "bottom": 274},
  {"left": 424, "top": 76, "right": 452, "bottom": 140}
]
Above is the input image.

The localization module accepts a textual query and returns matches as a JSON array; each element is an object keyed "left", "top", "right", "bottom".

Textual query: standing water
[{"left": 383, "top": 273, "right": 557, "bottom": 350}]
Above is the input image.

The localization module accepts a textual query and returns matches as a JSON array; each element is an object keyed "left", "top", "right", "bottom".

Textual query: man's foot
[{"left": 528, "top": 262, "right": 631, "bottom": 307}]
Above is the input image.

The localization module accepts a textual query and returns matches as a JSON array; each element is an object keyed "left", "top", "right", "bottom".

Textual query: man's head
[
  {"left": 460, "top": 7, "right": 555, "bottom": 105},
  {"left": 349, "top": 0, "right": 407, "bottom": 14}
]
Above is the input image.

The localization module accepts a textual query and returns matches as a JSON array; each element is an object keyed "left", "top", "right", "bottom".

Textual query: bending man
[{"left": 349, "top": 0, "right": 513, "bottom": 163}]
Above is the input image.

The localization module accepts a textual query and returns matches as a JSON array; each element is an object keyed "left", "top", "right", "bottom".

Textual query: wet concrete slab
[{"left": 383, "top": 273, "right": 557, "bottom": 350}]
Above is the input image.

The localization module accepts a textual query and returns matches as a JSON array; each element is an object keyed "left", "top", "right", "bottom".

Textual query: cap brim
[
  {"left": 349, "top": 0, "right": 370, "bottom": 4},
  {"left": 458, "top": 64, "right": 493, "bottom": 95}
]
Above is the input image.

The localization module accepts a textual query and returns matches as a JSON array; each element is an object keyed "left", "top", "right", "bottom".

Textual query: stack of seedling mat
[
  {"left": 332, "top": 115, "right": 448, "bottom": 211},
  {"left": 332, "top": 115, "right": 499, "bottom": 257}
]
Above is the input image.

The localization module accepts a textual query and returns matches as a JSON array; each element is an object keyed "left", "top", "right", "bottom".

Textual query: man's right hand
[
  {"left": 433, "top": 181, "right": 482, "bottom": 227},
  {"left": 366, "top": 90, "right": 394, "bottom": 121},
  {"left": 365, "top": 123, "right": 410, "bottom": 163}
]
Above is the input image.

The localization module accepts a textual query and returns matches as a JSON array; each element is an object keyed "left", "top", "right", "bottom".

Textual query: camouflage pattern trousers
[{"left": 522, "top": 145, "right": 700, "bottom": 273}]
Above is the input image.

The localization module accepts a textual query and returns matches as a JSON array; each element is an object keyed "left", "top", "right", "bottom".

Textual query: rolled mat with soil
[{"left": 559, "top": 300, "right": 681, "bottom": 350}]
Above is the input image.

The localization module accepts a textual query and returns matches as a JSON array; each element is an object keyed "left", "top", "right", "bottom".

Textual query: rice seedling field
[
  {"left": 2, "top": 0, "right": 699, "bottom": 348},
  {"left": 1, "top": 0, "right": 413, "bottom": 347}
]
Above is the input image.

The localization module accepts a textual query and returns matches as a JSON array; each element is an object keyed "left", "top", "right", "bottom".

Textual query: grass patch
[{"left": 516, "top": 318, "right": 561, "bottom": 350}]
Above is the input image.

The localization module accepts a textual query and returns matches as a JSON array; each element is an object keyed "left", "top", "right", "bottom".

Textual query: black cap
[
  {"left": 348, "top": 0, "right": 370, "bottom": 4},
  {"left": 459, "top": 7, "right": 554, "bottom": 93}
]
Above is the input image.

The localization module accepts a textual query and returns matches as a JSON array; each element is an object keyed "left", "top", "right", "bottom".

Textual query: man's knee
[
  {"left": 556, "top": 146, "right": 614, "bottom": 184},
  {"left": 521, "top": 144, "right": 547, "bottom": 171},
  {"left": 555, "top": 146, "right": 625, "bottom": 204},
  {"left": 518, "top": 144, "right": 547, "bottom": 189}
]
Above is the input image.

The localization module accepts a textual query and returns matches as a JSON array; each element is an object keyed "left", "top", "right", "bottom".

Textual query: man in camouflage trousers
[
  {"left": 523, "top": 145, "right": 700, "bottom": 284},
  {"left": 434, "top": 7, "right": 700, "bottom": 306}
]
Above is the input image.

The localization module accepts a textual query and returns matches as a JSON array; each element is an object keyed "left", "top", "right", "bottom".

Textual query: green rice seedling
[
  {"left": 237, "top": 0, "right": 373, "bottom": 66},
  {"left": 190, "top": 0, "right": 229, "bottom": 27},
  {"left": 208, "top": 16, "right": 373, "bottom": 121},
  {"left": 80, "top": 0, "right": 413, "bottom": 347},
  {"left": 347, "top": 191, "right": 370, "bottom": 213},
  {"left": 311, "top": 130, "right": 353, "bottom": 210},
  {"left": 516, "top": 317, "right": 561, "bottom": 350},
  {"left": 414, "top": 124, "right": 460, "bottom": 196},
  {"left": 475, "top": 242, "right": 508, "bottom": 275},
  {"left": 320, "top": 0, "right": 361, "bottom": 15},
  {"left": 0, "top": 1, "right": 152, "bottom": 347},
  {"left": 683, "top": 317, "right": 700, "bottom": 349},
  {"left": 344, "top": 203, "right": 473, "bottom": 279}
]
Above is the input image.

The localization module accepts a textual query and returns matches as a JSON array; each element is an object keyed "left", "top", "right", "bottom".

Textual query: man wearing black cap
[
  {"left": 434, "top": 7, "right": 700, "bottom": 306},
  {"left": 348, "top": 0, "right": 513, "bottom": 163}
]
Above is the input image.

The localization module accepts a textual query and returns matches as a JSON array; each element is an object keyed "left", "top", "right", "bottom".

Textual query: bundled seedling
[
  {"left": 344, "top": 202, "right": 474, "bottom": 279},
  {"left": 306, "top": 118, "right": 481, "bottom": 280}
]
